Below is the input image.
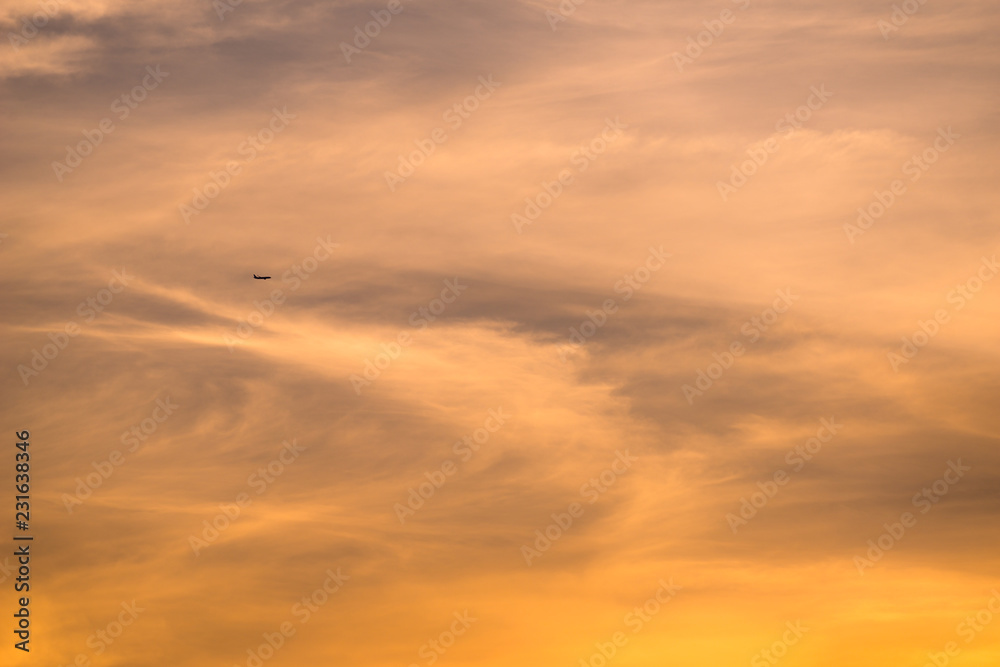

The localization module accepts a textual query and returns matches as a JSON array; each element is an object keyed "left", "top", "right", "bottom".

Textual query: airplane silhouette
[{"left": 253, "top": 274, "right": 271, "bottom": 280}]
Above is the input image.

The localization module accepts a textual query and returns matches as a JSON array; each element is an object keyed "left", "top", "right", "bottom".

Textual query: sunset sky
[{"left": 2, "top": 0, "right": 1000, "bottom": 665}]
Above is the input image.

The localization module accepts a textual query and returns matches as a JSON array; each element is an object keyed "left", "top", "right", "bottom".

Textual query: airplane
[{"left": 253, "top": 274, "right": 271, "bottom": 280}]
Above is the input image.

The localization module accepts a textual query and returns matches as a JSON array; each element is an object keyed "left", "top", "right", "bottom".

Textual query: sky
[{"left": 2, "top": 0, "right": 1000, "bottom": 665}]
